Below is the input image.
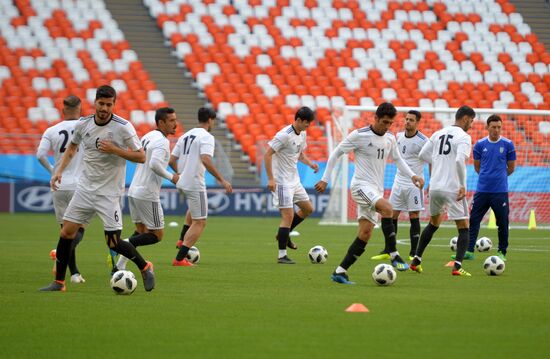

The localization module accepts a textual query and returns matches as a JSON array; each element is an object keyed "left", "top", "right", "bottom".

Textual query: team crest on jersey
[
  {"left": 368, "top": 142, "right": 373, "bottom": 147},
  {"left": 500, "top": 147, "right": 504, "bottom": 153}
]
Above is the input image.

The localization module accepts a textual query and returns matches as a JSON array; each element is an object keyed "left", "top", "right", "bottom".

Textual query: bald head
[{"left": 63, "top": 95, "right": 81, "bottom": 120}]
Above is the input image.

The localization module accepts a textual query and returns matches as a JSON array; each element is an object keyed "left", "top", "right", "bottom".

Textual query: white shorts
[
  {"left": 63, "top": 190, "right": 123, "bottom": 231},
  {"left": 429, "top": 190, "right": 469, "bottom": 220},
  {"left": 52, "top": 190, "right": 74, "bottom": 224},
  {"left": 389, "top": 184, "right": 425, "bottom": 212},
  {"left": 272, "top": 183, "right": 310, "bottom": 209},
  {"left": 180, "top": 190, "right": 208, "bottom": 220},
  {"left": 129, "top": 196, "right": 164, "bottom": 230},
  {"left": 350, "top": 184, "right": 383, "bottom": 224}
]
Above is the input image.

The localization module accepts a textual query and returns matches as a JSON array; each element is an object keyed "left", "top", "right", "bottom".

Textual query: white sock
[
  {"left": 278, "top": 250, "right": 287, "bottom": 258},
  {"left": 390, "top": 251, "right": 398, "bottom": 260},
  {"left": 116, "top": 238, "right": 130, "bottom": 269},
  {"left": 335, "top": 266, "right": 346, "bottom": 274},
  {"left": 414, "top": 255, "right": 422, "bottom": 262}
]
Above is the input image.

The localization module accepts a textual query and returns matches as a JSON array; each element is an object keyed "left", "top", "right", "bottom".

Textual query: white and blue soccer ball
[
  {"left": 308, "top": 245, "right": 328, "bottom": 264},
  {"left": 450, "top": 236, "right": 458, "bottom": 251},
  {"left": 475, "top": 237, "right": 493, "bottom": 252},
  {"left": 484, "top": 256, "right": 505, "bottom": 276},
  {"left": 372, "top": 264, "right": 397, "bottom": 286},
  {"left": 110, "top": 270, "right": 137, "bottom": 295},
  {"left": 186, "top": 246, "right": 200, "bottom": 264}
]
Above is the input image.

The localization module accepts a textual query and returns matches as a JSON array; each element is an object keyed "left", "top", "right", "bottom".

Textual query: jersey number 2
[
  {"left": 58, "top": 130, "right": 71, "bottom": 153},
  {"left": 438, "top": 134, "right": 453, "bottom": 155}
]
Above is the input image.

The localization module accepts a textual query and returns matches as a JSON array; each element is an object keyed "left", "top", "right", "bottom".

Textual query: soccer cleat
[
  {"left": 452, "top": 268, "right": 472, "bottom": 277},
  {"left": 370, "top": 251, "right": 391, "bottom": 260},
  {"left": 70, "top": 273, "right": 86, "bottom": 284},
  {"left": 277, "top": 255, "right": 295, "bottom": 264},
  {"left": 391, "top": 255, "right": 409, "bottom": 271},
  {"left": 176, "top": 239, "right": 183, "bottom": 249},
  {"left": 409, "top": 263, "right": 423, "bottom": 273},
  {"left": 330, "top": 272, "right": 355, "bottom": 284},
  {"left": 107, "top": 249, "right": 118, "bottom": 272},
  {"left": 451, "top": 251, "right": 475, "bottom": 260},
  {"left": 172, "top": 258, "right": 194, "bottom": 267},
  {"left": 141, "top": 261, "right": 155, "bottom": 291},
  {"left": 408, "top": 255, "right": 414, "bottom": 261},
  {"left": 497, "top": 251, "right": 507, "bottom": 262},
  {"left": 39, "top": 280, "right": 66, "bottom": 292}
]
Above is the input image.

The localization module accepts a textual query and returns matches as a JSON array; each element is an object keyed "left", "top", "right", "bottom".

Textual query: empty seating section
[
  {"left": 0, "top": 0, "right": 178, "bottom": 155},
  {"left": 147, "top": 0, "right": 549, "bottom": 165}
]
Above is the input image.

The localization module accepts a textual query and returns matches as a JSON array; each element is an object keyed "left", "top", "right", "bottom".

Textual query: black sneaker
[{"left": 277, "top": 255, "right": 295, "bottom": 264}]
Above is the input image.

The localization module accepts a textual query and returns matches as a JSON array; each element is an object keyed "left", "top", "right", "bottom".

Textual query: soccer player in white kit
[
  {"left": 171, "top": 107, "right": 232, "bottom": 266},
  {"left": 264, "top": 106, "right": 319, "bottom": 264},
  {"left": 372, "top": 110, "right": 428, "bottom": 260},
  {"left": 115, "top": 107, "right": 180, "bottom": 271},
  {"left": 36, "top": 95, "right": 86, "bottom": 284},
  {"left": 40, "top": 85, "right": 155, "bottom": 291},
  {"left": 315, "top": 103, "right": 424, "bottom": 284},
  {"left": 410, "top": 106, "right": 475, "bottom": 277}
]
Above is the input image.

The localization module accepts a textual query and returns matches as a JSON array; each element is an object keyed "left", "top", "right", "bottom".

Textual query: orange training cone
[
  {"left": 445, "top": 261, "right": 455, "bottom": 267},
  {"left": 345, "top": 303, "right": 369, "bottom": 313}
]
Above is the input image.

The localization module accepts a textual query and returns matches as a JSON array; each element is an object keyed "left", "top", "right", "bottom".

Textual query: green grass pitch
[{"left": 1, "top": 213, "right": 549, "bottom": 358}]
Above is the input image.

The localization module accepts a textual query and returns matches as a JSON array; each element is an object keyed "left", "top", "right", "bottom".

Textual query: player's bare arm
[
  {"left": 201, "top": 154, "right": 232, "bottom": 193},
  {"left": 264, "top": 147, "right": 276, "bottom": 192},
  {"left": 51, "top": 142, "right": 78, "bottom": 191},
  {"left": 474, "top": 159, "right": 481, "bottom": 173},
  {"left": 507, "top": 160, "right": 515, "bottom": 176},
  {"left": 169, "top": 155, "right": 178, "bottom": 173},
  {"left": 299, "top": 152, "right": 319, "bottom": 173},
  {"left": 99, "top": 140, "right": 145, "bottom": 163}
]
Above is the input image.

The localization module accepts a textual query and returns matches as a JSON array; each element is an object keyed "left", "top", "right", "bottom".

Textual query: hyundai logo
[
  {"left": 207, "top": 192, "right": 230, "bottom": 214},
  {"left": 17, "top": 186, "right": 53, "bottom": 211}
]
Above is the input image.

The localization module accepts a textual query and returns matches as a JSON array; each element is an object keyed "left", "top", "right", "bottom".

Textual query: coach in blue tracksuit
[{"left": 467, "top": 115, "right": 516, "bottom": 261}]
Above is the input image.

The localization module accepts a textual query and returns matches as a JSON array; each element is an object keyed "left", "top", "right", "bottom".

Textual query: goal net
[{"left": 319, "top": 106, "right": 550, "bottom": 229}]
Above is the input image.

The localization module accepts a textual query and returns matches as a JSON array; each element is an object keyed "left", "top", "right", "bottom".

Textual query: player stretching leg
[
  {"left": 115, "top": 107, "right": 180, "bottom": 271},
  {"left": 372, "top": 110, "right": 429, "bottom": 261},
  {"left": 316, "top": 103, "right": 424, "bottom": 284},
  {"left": 410, "top": 106, "right": 475, "bottom": 276},
  {"left": 264, "top": 107, "right": 318, "bottom": 264},
  {"left": 37, "top": 95, "right": 86, "bottom": 284},
  {"left": 39, "top": 85, "right": 155, "bottom": 291},
  {"left": 171, "top": 108, "right": 232, "bottom": 266}
]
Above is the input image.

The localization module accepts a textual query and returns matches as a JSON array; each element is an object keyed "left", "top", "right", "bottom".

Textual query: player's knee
[
  {"left": 60, "top": 227, "right": 77, "bottom": 239},
  {"left": 154, "top": 229, "right": 164, "bottom": 241},
  {"left": 358, "top": 228, "right": 372, "bottom": 242},
  {"left": 301, "top": 205, "right": 313, "bottom": 217}
]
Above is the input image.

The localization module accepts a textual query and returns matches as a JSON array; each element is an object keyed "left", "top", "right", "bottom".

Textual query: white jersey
[
  {"left": 335, "top": 126, "right": 401, "bottom": 193},
  {"left": 173, "top": 127, "right": 215, "bottom": 191},
  {"left": 394, "top": 131, "right": 428, "bottom": 188},
  {"left": 128, "top": 130, "right": 170, "bottom": 202},
  {"left": 268, "top": 125, "right": 307, "bottom": 185},
  {"left": 37, "top": 119, "right": 83, "bottom": 190},
  {"left": 422, "top": 125, "right": 471, "bottom": 192},
  {"left": 71, "top": 114, "right": 141, "bottom": 196}
]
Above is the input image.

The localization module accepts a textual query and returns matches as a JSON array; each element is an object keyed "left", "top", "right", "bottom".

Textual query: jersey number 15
[{"left": 438, "top": 134, "right": 453, "bottom": 155}]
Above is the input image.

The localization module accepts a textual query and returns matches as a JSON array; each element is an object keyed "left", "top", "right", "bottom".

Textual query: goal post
[{"left": 319, "top": 106, "right": 550, "bottom": 229}]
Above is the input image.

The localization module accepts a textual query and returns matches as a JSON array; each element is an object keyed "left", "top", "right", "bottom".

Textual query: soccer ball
[
  {"left": 308, "top": 245, "right": 328, "bottom": 264},
  {"left": 372, "top": 264, "right": 397, "bottom": 286},
  {"left": 110, "top": 270, "right": 137, "bottom": 295},
  {"left": 475, "top": 237, "right": 492, "bottom": 252},
  {"left": 186, "top": 246, "right": 200, "bottom": 264},
  {"left": 449, "top": 236, "right": 458, "bottom": 251},
  {"left": 483, "top": 255, "right": 505, "bottom": 276}
]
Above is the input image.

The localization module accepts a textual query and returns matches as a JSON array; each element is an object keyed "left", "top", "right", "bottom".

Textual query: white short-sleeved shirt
[
  {"left": 422, "top": 125, "right": 472, "bottom": 192},
  {"left": 37, "top": 119, "right": 83, "bottom": 190},
  {"left": 394, "top": 130, "right": 428, "bottom": 188},
  {"left": 173, "top": 127, "right": 215, "bottom": 191},
  {"left": 128, "top": 129, "right": 170, "bottom": 202},
  {"left": 71, "top": 114, "right": 141, "bottom": 196},
  {"left": 328, "top": 126, "right": 399, "bottom": 193},
  {"left": 268, "top": 125, "right": 307, "bottom": 185}
]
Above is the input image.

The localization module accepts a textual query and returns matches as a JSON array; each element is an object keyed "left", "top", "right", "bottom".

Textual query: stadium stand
[
  {"left": 144, "top": 0, "right": 549, "bottom": 166},
  {"left": 0, "top": 0, "right": 181, "bottom": 155}
]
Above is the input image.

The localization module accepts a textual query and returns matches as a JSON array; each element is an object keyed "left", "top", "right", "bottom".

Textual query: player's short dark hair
[
  {"left": 376, "top": 102, "right": 397, "bottom": 119},
  {"left": 455, "top": 105, "right": 475, "bottom": 121},
  {"left": 198, "top": 107, "right": 216, "bottom": 123},
  {"left": 155, "top": 107, "right": 175, "bottom": 125},
  {"left": 295, "top": 106, "right": 315, "bottom": 122},
  {"left": 63, "top": 95, "right": 81, "bottom": 109},
  {"left": 407, "top": 110, "right": 421, "bottom": 121},
  {"left": 486, "top": 114, "right": 502, "bottom": 126},
  {"left": 95, "top": 85, "right": 116, "bottom": 101}
]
